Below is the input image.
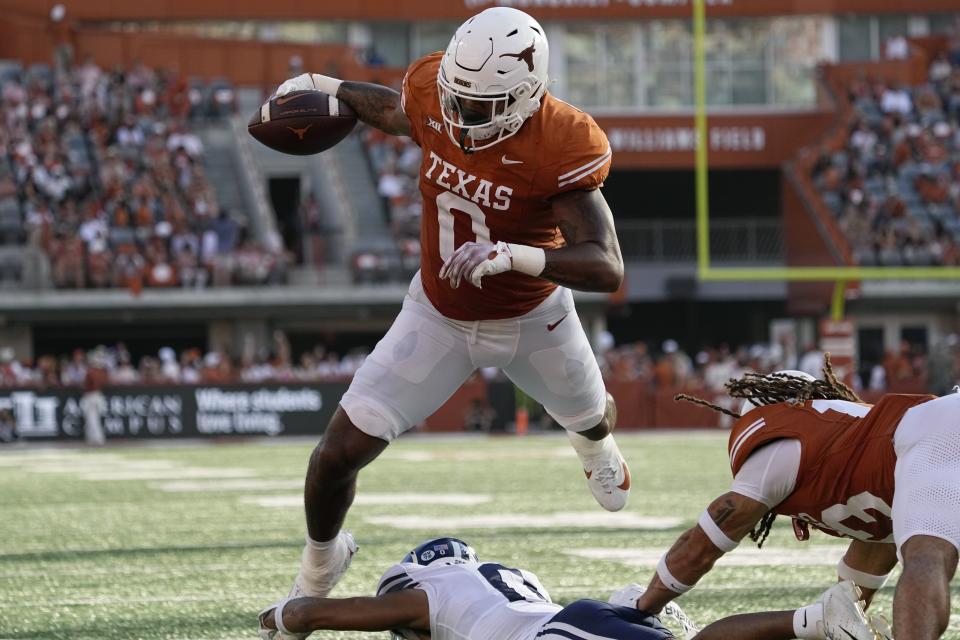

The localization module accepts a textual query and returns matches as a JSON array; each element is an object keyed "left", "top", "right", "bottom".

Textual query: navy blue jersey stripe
[
  {"left": 377, "top": 571, "right": 411, "bottom": 596},
  {"left": 536, "top": 627, "right": 589, "bottom": 640},
  {"left": 382, "top": 578, "right": 417, "bottom": 595}
]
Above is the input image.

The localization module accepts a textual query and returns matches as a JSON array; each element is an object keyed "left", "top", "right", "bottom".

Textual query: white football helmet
[
  {"left": 437, "top": 7, "right": 549, "bottom": 152},
  {"left": 739, "top": 369, "right": 816, "bottom": 416}
]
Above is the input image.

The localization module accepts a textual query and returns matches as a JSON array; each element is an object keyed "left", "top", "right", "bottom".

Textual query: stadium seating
[
  {"left": 812, "top": 48, "right": 960, "bottom": 266},
  {"left": 354, "top": 127, "right": 422, "bottom": 283},
  {"left": 0, "top": 332, "right": 939, "bottom": 395},
  {"left": 0, "top": 58, "right": 285, "bottom": 289}
]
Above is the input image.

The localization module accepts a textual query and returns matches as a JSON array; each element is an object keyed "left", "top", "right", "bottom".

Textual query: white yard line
[
  {"left": 567, "top": 545, "right": 849, "bottom": 567},
  {"left": 22, "top": 459, "right": 181, "bottom": 473},
  {"left": 151, "top": 479, "right": 305, "bottom": 492},
  {"left": 77, "top": 468, "right": 258, "bottom": 481},
  {"left": 245, "top": 493, "right": 493, "bottom": 508},
  {"left": 382, "top": 447, "right": 577, "bottom": 462},
  {"left": 365, "top": 512, "right": 684, "bottom": 530}
]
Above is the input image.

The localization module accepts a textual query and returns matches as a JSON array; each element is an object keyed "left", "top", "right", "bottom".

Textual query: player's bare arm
[
  {"left": 260, "top": 591, "right": 429, "bottom": 635},
  {"left": 839, "top": 539, "right": 898, "bottom": 607},
  {"left": 693, "top": 609, "right": 799, "bottom": 640},
  {"left": 275, "top": 74, "right": 410, "bottom": 136},
  {"left": 337, "top": 82, "right": 411, "bottom": 137},
  {"left": 440, "top": 188, "right": 623, "bottom": 292},
  {"left": 636, "top": 492, "right": 770, "bottom": 613},
  {"left": 543, "top": 188, "right": 623, "bottom": 292}
]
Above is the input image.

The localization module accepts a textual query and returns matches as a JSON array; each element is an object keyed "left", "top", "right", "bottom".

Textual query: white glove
[
  {"left": 608, "top": 583, "right": 645, "bottom": 608},
  {"left": 275, "top": 73, "right": 318, "bottom": 97},
  {"left": 439, "top": 241, "right": 513, "bottom": 289},
  {"left": 663, "top": 601, "right": 701, "bottom": 640},
  {"left": 258, "top": 598, "right": 309, "bottom": 640},
  {"left": 467, "top": 241, "right": 513, "bottom": 288},
  {"left": 868, "top": 614, "right": 893, "bottom": 640},
  {"left": 275, "top": 73, "right": 343, "bottom": 99},
  {"left": 608, "top": 584, "right": 700, "bottom": 640}
]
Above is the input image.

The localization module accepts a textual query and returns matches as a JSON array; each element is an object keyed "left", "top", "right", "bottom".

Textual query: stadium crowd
[
  {"left": 1, "top": 56, "right": 287, "bottom": 289},
  {"left": 1, "top": 332, "right": 953, "bottom": 395},
  {"left": 812, "top": 34, "right": 960, "bottom": 266},
  {"left": 598, "top": 334, "right": 949, "bottom": 394},
  {"left": 0, "top": 340, "right": 368, "bottom": 388},
  {"left": 355, "top": 127, "right": 422, "bottom": 282}
]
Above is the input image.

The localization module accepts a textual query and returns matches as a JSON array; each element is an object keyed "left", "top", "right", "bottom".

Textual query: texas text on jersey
[
  {"left": 401, "top": 52, "right": 612, "bottom": 321},
  {"left": 728, "top": 394, "right": 935, "bottom": 543}
]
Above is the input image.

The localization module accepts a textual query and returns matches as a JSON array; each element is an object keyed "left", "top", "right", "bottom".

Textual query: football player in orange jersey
[
  {"left": 262, "top": 6, "right": 632, "bottom": 625},
  {"left": 615, "top": 364, "right": 958, "bottom": 640}
]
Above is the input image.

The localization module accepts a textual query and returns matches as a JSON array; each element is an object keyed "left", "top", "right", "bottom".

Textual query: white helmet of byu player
[
  {"left": 739, "top": 369, "right": 817, "bottom": 416},
  {"left": 437, "top": 7, "right": 549, "bottom": 152}
]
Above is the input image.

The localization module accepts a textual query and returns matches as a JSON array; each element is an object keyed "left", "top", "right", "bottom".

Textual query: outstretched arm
[
  {"left": 260, "top": 591, "right": 429, "bottom": 635},
  {"left": 337, "top": 82, "right": 411, "bottom": 136},
  {"left": 276, "top": 74, "right": 410, "bottom": 136},
  {"left": 636, "top": 492, "right": 770, "bottom": 614},
  {"left": 694, "top": 610, "right": 797, "bottom": 640},
  {"left": 440, "top": 188, "right": 624, "bottom": 293}
]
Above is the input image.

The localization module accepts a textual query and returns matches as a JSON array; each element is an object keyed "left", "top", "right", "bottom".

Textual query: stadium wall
[
  {"left": 2, "top": 378, "right": 925, "bottom": 441},
  {"left": 0, "top": 13, "right": 406, "bottom": 88},
  {"left": 0, "top": 0, "right": 956, "bottom": 21},
  {"left": 596, "top": 112, "right": 833, "bottom": 170}
]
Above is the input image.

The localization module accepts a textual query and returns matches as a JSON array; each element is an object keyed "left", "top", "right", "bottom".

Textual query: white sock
[
  {"left": 302, "top": 534, "right": 340, "bottom": 571},
  {"left": 793, "top": 604, "right": 826, "bottom": 639},
  {"left": 567, "top": 431, "right": 613, "bottom": 459}
]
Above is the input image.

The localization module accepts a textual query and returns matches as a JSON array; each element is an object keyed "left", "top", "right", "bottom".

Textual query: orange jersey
[
  {"left": 728, "top": 394, "right": 935, "bottom": 543},
  {"left": 400, "top": 53, "right": 612, "bottom": 321}
]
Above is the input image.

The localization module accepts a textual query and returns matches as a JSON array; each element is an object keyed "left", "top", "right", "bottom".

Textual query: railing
[
  {"left": 230, "top": 114, "right": 282, "bottom": 252},
  {"left": 615, "top": 218, "right": 782, "bottom": 263},
  {"left": 0, "top": 246, "right": 50, "bottom": 290}
]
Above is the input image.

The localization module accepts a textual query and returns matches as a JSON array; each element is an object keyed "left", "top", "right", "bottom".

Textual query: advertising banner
[
  {"left": 594, "top": 112, "right": 834, "bottom": 169},
  {"left": 0, "top": 384, "right": 348, "bottom": 441}
]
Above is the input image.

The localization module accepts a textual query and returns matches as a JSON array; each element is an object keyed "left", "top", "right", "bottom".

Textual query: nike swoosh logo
[
  {"left": 276, "top": 93, "right": 308, "bottom": 106},
  {"left": 617, "top": 462, "right": 631, "bottom": 491},
  {"left": 547, "top": 314, "right": 568, "bottom": 331},
  {"left": 583, "top": 462, "right": 631, "bottom": 491},
  {"left": 501, "top": 155, "right": 523, "bottom": 165}
]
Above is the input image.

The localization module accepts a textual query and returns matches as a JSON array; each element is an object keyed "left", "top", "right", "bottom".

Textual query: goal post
[{"left": 691, "top": 0, "right": 960, "bottom": 320}]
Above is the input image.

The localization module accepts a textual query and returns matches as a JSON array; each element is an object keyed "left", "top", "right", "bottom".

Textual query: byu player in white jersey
[
  {"left": 258, "top": 537, "right": 881, "bottom": 640},
  {"left": 260, "top": 537, "right": 673, "bottom": 640}
]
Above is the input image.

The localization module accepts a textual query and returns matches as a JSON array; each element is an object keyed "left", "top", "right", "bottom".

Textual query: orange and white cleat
[{"left": 581, "top": 438, "right": 631, "bottom": 512}]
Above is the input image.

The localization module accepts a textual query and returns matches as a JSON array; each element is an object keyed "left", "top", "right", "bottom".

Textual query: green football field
[{"left": 0, "top": 432, "right": 955, "bottom": 639}]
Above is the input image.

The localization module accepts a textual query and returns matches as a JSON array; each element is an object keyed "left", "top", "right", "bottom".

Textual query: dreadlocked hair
[
  {"left": 675, "top": 354, "right": 863, "bottom": 548},
  {"left": 749, "top": 512, "right": 778, "bottom": 548}
]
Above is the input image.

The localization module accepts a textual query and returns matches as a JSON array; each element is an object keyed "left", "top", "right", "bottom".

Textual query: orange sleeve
[
  {"left": 400, "top": 67, "right": 421, "bottom": 146},
  {"left": 551, "top": 115, "right": 612, "bottom": 194},
  {"left": 399, "top": 53, "right": 442, "bottom": 148}
]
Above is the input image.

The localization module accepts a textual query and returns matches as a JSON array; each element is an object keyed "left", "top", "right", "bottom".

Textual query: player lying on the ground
[
  {"left": 260, "top": 4, "right": 632, "bottom": 625},
  {"left": 620, "top": 358, "right": 957, "bottom": 640},
  {"left": 258, "top": 536, "right": 877, "bottom": 640}
]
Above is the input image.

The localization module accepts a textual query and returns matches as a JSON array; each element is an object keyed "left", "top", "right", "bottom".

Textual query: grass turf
[{"left": 0, "top": 432, "right": 954, "bottom": 639}]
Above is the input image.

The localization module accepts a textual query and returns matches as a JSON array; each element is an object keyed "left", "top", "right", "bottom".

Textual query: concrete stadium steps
[
  {"left": 196, "top": 124, "right": 251, "bottom": 218},
  {"left": 235, "top": 87, "right": 395, "bottom": 265},
  {"left": 325, "top": 132, "right": 393, "bottom": 251}
]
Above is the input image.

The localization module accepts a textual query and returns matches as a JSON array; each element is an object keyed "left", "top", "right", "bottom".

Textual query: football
[{"left": 247, "top": 90, "right": 357, "bottom": 155}]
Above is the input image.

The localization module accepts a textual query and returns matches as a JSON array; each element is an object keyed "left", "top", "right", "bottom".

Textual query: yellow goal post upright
[{"left": 691, "top": 0, "right": 960, "bottom": 322}]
